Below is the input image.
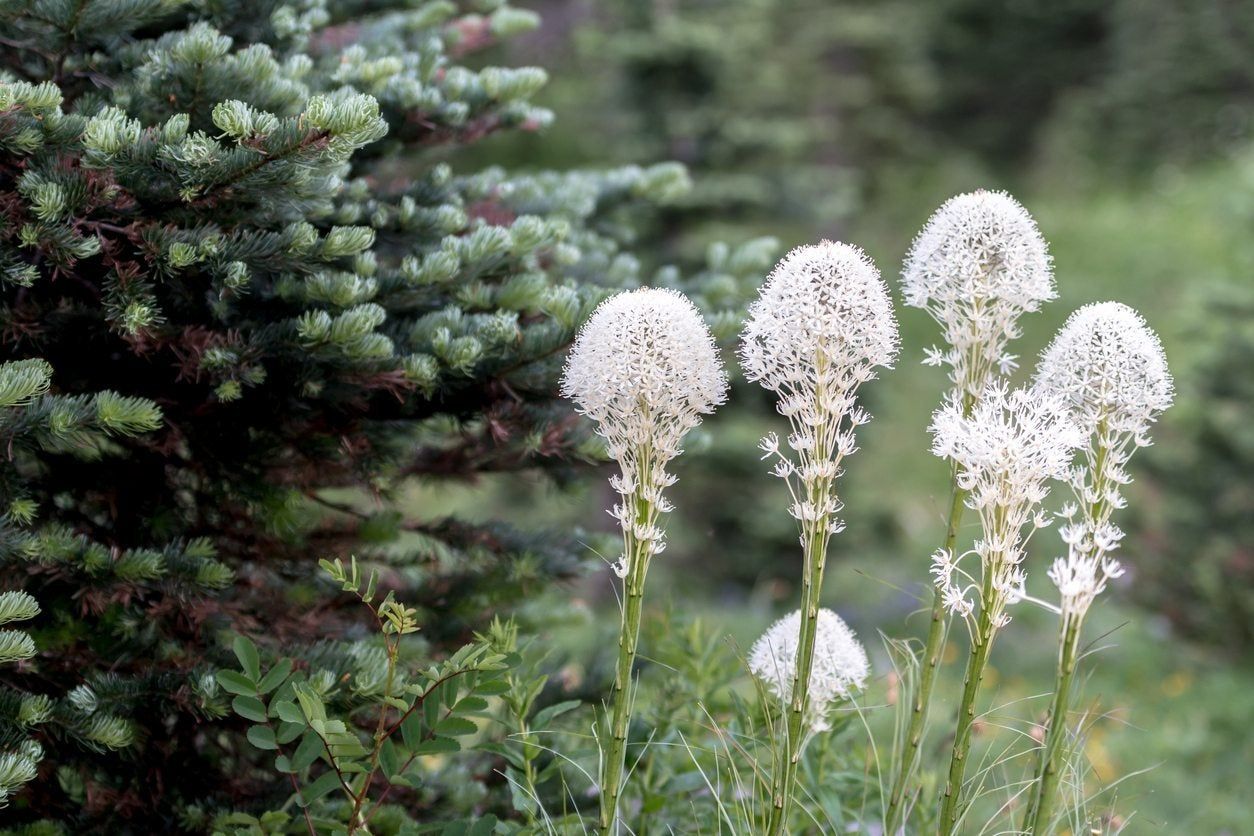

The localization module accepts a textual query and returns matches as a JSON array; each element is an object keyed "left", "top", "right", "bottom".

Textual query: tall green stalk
[
  {"left": 764, "top": 522, "right": 828, "bottom": 836},
  {"left": 1024, "top": 420, "right": 1108, "bottom": 834},
  {"left": 883, "top": 482, "right": 967, "bottom": 834},
  {"left": 764, "top": 378, "right": 838, "bottom": 836},
  {"left": 598, "top": 487, "right": 655, "bottom": 836},
  {"left": 938, "top": 564, "right": 998, "bottom": 834},
  {"left": 886, "top": 389, "right": 975, "bottom": 834},
  {"left": 1023, "top": 615, "right": 1081, "bottom": 833}
]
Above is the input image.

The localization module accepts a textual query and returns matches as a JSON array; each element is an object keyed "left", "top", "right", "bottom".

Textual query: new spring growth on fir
[
  {"left": 1023, "top": 303, "right": 1174, "bottom": 833},
  {"left": 932, "top": 380, "right": 1084, "bottom": 834},
  {"left": 903, "top": 190, "right": 1055, "bottom": 399},
  {"left": 885, "top": 190, "right": 1055, "bottom": 834},
  {"left": 560, "top": 287, "right": 727, "bottom": 836},
  {"left": 739, "top": 241, "right": 898, "bottom": 835},
  {"left": 748, "top": 609, "right": 870, "bottom": 734}
]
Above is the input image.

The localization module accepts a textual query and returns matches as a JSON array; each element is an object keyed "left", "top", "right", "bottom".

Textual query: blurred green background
[{"left": 423, "top": 1, "right": 1254, "bottom": 832}]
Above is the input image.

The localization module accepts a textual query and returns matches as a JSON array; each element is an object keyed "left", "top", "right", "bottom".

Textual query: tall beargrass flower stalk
[
  {"left": 1023, "top": 303, "right": 1173, "bottom": 833},
  {"left": 929, "top": 381, "right": 1083, "bottom": 834},
  {"left": 560, "top": 288, "right": 728, "bottom": 836},
  {"left": 886, "top": 190, "right": 1054, "bottom": 833},
  {"left": 739, "top": 241, "right": 899, "bottom": 835}
]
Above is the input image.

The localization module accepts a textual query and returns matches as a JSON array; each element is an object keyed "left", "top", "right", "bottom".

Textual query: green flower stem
[
  {"left": 1025, "top": 418, "right": 1109, "bottom": 833},
  {"left": 1024, "top": 614, "right": 1082, "bottom": 834},
  {"left": 938, "top": 568, "right": 998, "bottom": 835},
  {"left": 765, "top": 520, "right": 828, "bottom": 836},
  {"left": 598, "top": 484, "right": 656, "bottom": 836},
  {"left": 763, "top": 354, "right": 844, "bottom": 836},
  {"left": 884, "top": 481, "right": 968, "bottom": 835}
]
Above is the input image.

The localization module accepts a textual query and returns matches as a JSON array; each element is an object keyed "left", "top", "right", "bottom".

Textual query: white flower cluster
[
  {"left": 561, "top": 288, "right": 728, "bottom": 574},
  {"left": 1034, "top": 302, "right": 1174, "bottom": 619},
  {"left": 1046, "top": 509, "right": 1126, "bottom": 620},
  {"left": 929, "top": 381, "right": 1085, "bottom": 627},
  {"left": 1034, "top": 302, "right": 1174, "bottom": 438},
  {"left": 903, "top": 190, "right": 1055, "bottom": 400},
  {"left": 748, "top": 608, "right": 870, "bottom": 733},
  {"left": 740, "top": 242, "right": 899, "bottom": 540}
]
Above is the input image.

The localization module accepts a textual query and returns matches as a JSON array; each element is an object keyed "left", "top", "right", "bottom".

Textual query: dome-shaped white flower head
[
  {"left": 1033, "top": 301, "right": 1174, "bottom": 438},
  {"left": 740, "top": 242, "right": 898, "bottom": 538},
  {"left": 903, "top": 190, "right": 1055, "bottom": 398},
  {"left": 1033, "top": 303, "right": 1172, "bottom": 620},
  {"left": 740, "top": 241, "right": 899, "bottom": 397},
  {"left": 561, "top": 287, "right": 728, "bottom": 464},
  {"left": 562, "top": 288, "right": 727, "bottom": 572},
  {"left": 748, "top": 608, "right": 869, "bottom": 733}
]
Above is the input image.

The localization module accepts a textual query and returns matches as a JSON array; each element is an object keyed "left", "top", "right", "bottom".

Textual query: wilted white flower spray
[
  {"left": 560, "top": 287, "right": 728, "bottom": 836},
  {"left": 930, "top": 381, "right": 1084, "bottom": 834},
  {"left": 1023, "top": 303, "right": 1173, "bottom": 832},
  {"left": 749, "top": 609, "right": 870, "bottom": 734},
  {"left": 886, "top": 190, "right": 1055, "bottom": 833},
  {"left": 739, "top": 241, "right": 899, "bottom": 835}
]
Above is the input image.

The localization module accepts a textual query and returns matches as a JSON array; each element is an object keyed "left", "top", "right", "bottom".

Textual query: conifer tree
[
  {"left": 0, "top": 1, "right": 759, "bottom": 828},
  {"left": 0, "top": 357, "right": 165, "bottom": 810}
]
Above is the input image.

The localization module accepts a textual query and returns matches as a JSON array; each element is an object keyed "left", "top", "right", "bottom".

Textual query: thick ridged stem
[
  {"left": 884, "top": 482, "right": 967, "bottom": 834},
  {"left": 765, "top": 520, "right": 827, "bottom": 836},
  {"left": 938, "top": 568, "right": 998, "bottom": 835},
  {"left": 1025, "top": 420, "right": 1109, "bottom": 834},
  {"left": 598, "top": 454, "right": 657, "bottom": 836},
  {"left": 1023, "top": 614, "right": 1082, "bottom": 834}
]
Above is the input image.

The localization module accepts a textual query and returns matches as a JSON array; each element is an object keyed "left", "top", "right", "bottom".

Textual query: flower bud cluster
[{"left": 748, "top": 608, "right": 869, "bottom": 733}]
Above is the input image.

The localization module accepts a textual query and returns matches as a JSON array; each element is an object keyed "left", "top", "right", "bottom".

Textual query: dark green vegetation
[
  {"left": 0, "top": 0, "right": 760, "bottom": 828},
  {"left": 2, "top": 0, "right": 1251, "bottom": 832}
]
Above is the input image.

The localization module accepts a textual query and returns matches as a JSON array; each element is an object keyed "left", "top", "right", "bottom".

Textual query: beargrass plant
[
  {"left": 559, "top": 287, "right": 728, "bottom": 836},
  {"left": 886, "top": 190, "right": 1056, "bottom": 834},
  {"left": 929, "top": 380, "right": 1084, "bottom": 833},
  {"left": 1023, "top": 302, "right": 1173, "bottom": 833},
  {"left": 738, "top": 240, "right": 899, "bottom": 834},
  {"left": 524, "top": 204, "right": 1168, "bottom": 835}
]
